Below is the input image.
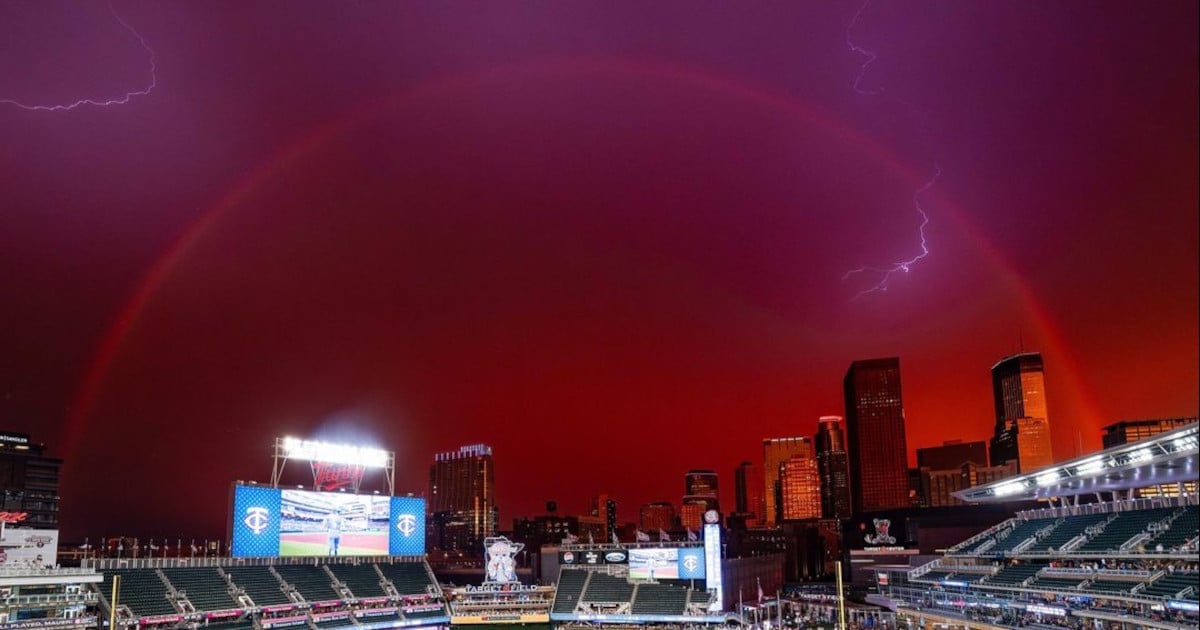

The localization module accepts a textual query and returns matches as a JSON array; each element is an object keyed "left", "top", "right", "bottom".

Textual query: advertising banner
[
  {"left": 677, "top": 547, "right": 706, "bottom": 580},
  {"left": 231, "top": 485, "right": 282, "bottom": 557},
  {"left": 0, "top": 528, "right": 58, "bottom": 568}
]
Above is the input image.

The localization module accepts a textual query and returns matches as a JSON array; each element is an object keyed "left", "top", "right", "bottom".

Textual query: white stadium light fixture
[
  {"left": 281, "top": 436, "right": 389, "bottom": 468},
  {"left": 993, "top": 481, "right": 1024, "bottom": 497},
  {"left": 1074, "top": 458, "right": 1104, "bottom": 475},
  {"left": 1036, "top": 470, "right": 1060, "bottom": 487},
  {"left": 1128, "top": 448, "right": 1153, "bottom": 463}
]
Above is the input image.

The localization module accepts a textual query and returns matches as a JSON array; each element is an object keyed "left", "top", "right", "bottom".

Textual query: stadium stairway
[
  {"left": 1023, "top": 513, "right": 1109, "bottom": 553},
  {"left": 1074, "top": 507, "right": 1177, "bottom": 553},
  {"left": 224, "top": 566, "right": 293, "bottom": 607},
  {"left": 552, "top": 569, "right": 589, "bottom": 614},
  {"left": 161, "top": 567, "right": 241, "bottom": 612},
  {"left": 1148, "top": 506, "right": 1199, "bottom": 551},
  {"left": 986, "top": 518, "right": 1055, "bottom": 555},
  {"left": 274, "top": 565, "right": 342, "bottom": 603}
]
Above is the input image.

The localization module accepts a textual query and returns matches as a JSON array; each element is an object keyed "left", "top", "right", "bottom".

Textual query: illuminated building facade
[
  {"left": 428, "top": 444, "right": 495, "bottom": 552},
  {"left": 778, "top": 454, "right": 821, "bottom": 520},
  {"left": 1101, "top": 418, "right": 1199, "bottom": 497},
  {"left": 763, "top": 437, "right": 812, "bottom": 526},
  {"left": 990, "top": 353, "right": 1054, "bottom": 473},
  {"left": 815, "top": 416, "right": 851, "bottom": 519},
  {"left": 844, "top": 357, "right": 910, "bottom": 513},
  {"left": 919, "top": 461, "right": 1017, "bottom": 507}
]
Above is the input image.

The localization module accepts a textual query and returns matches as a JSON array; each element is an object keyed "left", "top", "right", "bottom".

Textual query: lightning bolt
[
  {"left": 842, "top": 166, "right": 940, "bottom": 299},
  {"left": 842, "top": 0, "right": 940, "bottom": 298},
  {"left": 0, "top": 0, "right": 156, "bottom": 112}
]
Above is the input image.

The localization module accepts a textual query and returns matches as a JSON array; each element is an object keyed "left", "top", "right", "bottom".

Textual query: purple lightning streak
[
  {"left": 842, "top": 166, "right": 941, "bottom": 300},
  {"left": 846, "top": 0, "right": 882, "bottom": 96},
  {"left": 842, "top": 0, "right": 942, "bottom": 298},
  {"left": 0, "top": 1, "right": 156, "bottom": 112}
]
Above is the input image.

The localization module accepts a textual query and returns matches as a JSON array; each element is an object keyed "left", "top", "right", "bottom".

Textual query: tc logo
[
  {"left": 243, "top": 507, "right": 270, "bottom": 535},
  {"left": 681, "top": 555, "right": 699, "bottom": 572},
  {"left": 396, "top": 513, "right": 418, "bottom": 537}
]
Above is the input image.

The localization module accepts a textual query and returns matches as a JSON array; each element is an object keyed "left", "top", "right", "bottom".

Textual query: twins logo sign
[
  {"left": 396, "top": 514, "right": 418, "bottom": 537},
  {"left": 864, "top": 518, "right": 896, "bottom": 545},
  {"left": 681, "top": 554, "right": 700, "bottom": 573},
  {"left": 244, "top": 507, "right": 271, "bottom": 535}
]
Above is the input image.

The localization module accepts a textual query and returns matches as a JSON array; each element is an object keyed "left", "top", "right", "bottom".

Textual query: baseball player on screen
[{"left": 323, "top": 507, "right": 345, "bottom": 556}]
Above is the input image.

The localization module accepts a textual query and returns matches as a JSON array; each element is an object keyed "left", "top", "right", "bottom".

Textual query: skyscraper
[
  {"left": 989, "top": 353, "right": 1054, "bottom": 473},
  {"left": 1101, "top": 418, "right": 1197, "bottom": 448},
  {"left": 763, "top": 437, "right": 813, "bottom": 526},
  {"left": 428, "top": 444, "right": 495, "bottom": 552},
  {"left": 684, "top": 469, "right": 719, "bottom": 504},
  {"left": 734, "top": 461, "right": 765, "bottom": 524},
  {"left": 590, "top": 494, "right": 618, "bottom": 540},
  {"left": 844, "top": 357, "right": 909, "bottom": 513},
  {"left": 814, "top": 416, "right": 851, "bottom": 520}
]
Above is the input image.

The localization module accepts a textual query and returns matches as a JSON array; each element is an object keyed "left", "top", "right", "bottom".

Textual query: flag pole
[{"left": 836, "top": 560, "right": 846, "bottom": 630}]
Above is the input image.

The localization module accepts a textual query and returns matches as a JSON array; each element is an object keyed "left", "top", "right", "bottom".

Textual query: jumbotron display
[{"left": 230, "top": 485, "right": 425, "bottom": 558}]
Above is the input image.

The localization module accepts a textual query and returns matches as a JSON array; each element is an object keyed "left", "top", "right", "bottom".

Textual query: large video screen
[
  {"left": 628, "top": 547, "right": 679, "bottom": 579},
  {"left": 230, "top": 485, "right": 425, "bottom": 558},
  {"left": 0, "top": 528, "right": 58, "bottom": 568}
]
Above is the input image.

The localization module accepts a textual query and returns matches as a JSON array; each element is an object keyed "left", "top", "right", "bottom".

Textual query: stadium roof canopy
[{"left": 955, "top": 421, "right": 1198, "bottom": 503}]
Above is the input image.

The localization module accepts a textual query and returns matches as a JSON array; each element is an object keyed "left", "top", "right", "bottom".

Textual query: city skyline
[{"left": 1, "top": 1, "right": 1195, "bottom": 539}]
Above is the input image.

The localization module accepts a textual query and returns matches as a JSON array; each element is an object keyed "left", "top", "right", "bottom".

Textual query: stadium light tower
[{"left": 270, "top": 436, "right": 395, "bottom": 495}]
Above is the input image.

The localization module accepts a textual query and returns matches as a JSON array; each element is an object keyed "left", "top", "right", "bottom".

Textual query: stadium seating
[
  {"left": 102, "top": 569, "right": 179, "bottom": 618},
  {"left": 552, "top": 569, "right": 588, "bottom": 613},
  {"left": 687, "top": 588, "right": 711, "bottom": 607},
  {"left": 1028, "top": 576, "right": 1086, "bottom": 591},
  {"left": 914, "top": 571, "right": 954, "bottom": 582},
  {"left": 1075, "top": 508, "right": 1176, "bottom": 552},
  {"left": 1141, "top": 572, "right": 1199, "bottom": 599},
  {"left": 327, "top": 563, "right": 387, "bottom": 598},
  {"left": 985, "top": 518, "right": 1054, "bottom": 554},
  {"left": 1148, "top": 506, "right": 1199, "bottom": 550},
  {"left": 580, "top": 572, "right": 634, "bottom": 603},
  {"left": 631, "top": 583, "right": 689, "bottom": 614},
  {"left": 1024, "top": 513, "right": 1109, "bottom": 553},
  {"left": 161, "top": 568, "right": 240, "bottom": 612},
  {"left": 1086, "top": 579, "right": 1139, "bottom": 595},
  {"left": 274, "top": 565, "right": 340, "bottom": 603},
  {"left": 223, "top": 566, "right": 292, "bottom": 607},
  {"left": 983, "top": 563, "right": 1045, "bottom": 586},
  {"left": 376, "top": 561, "right": 436, "bottom": 596}
]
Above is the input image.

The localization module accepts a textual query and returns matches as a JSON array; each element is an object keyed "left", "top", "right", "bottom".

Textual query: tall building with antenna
[{"left": 989, "top": 353, "right": 1054, "bottom": 473}]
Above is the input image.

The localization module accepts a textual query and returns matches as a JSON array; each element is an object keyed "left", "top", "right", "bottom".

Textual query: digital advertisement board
[
  {"left": 230, "top": 485, "right": 425, "bottom": 558},
  {"left": 0, "top": 528, "right": 58, "bottom": 568}
]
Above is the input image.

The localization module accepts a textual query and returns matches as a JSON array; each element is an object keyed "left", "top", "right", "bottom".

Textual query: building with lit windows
[
  {"left": 763, "top": 437, "right": 812, "bottom": 526},
  {"left": 639, "top": 501, "right": 675, "bottom": 532},
  {"left": 778, "top": 454, "right": 821, "bottom": 520},
  {"left": 990, "top": 353, "right": 1054, "bottom": 473},
  {"left": 1102, "top": 417, "right": 1198, "bottom": 448},
  {"left": 0, "top": 431, "right": 61, "bottom": 529},
  {"left": 844, "top": 358, "right": 909, "bottom": 513},
  {"left": 814, "top": 416, "right": 851, "bottom": 519},
  {"left": 919, "top": 460, "right": 1017, "bottom": 506},
  {"left": 428, "top": 444, "right": 494, "bottom": 552}
]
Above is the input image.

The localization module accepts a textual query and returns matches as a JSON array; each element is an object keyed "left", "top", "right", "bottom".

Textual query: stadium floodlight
[
  {"left": 281, "top": 436, "right": 389, "bottom": 467},
  {"left": 993, "top": 481, "right": 1025, "bottom": 497},
  {"left": 1128, "top": 448, "right": 1154, "bottom": 463},
  {"left": 1074, "top": 458, "right": 1105, "bottom": 475},
  {"left": 1035, "top": 470, "right": 1060, "bottom": 487},
  {"left": 1173, "top": 436, "right": 1198, "bottom": 450}
]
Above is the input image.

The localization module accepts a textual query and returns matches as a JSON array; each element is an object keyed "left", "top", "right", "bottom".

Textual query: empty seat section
[
  {"left": 553, "top": 569, "right": 587, "bottom": 613},
  {"left": 988, "top": 519, "right": 1054, "bottom": 554},
  {"left": 631, "top": 583, "right": 688, "bottom": 614},
  {"left": 1086, "top": 579, "right": 1140, "bottom": 595},
  {"left": 274, "top": 565, "right": 340, "bottom": 603},
  {"left": 1076, "top": 508, "right": 1176, "bottom": 552},
  {"left": 327, "top": 564, "right": 386, "bottom": 598},
  {"left": 984, "top": 563, "right": 1045, "bottom": 586},
  {"left": 1029, "top": 576, "right": 1086, "bottom": 591},
  {"left": 1141, "top": 573, "right": 1199, "bottom": 599},
  {"left": 915, "top": 571, "right": 955, "bottom": 583},
  {"left": 376, "top": 562, "right": 435, "bottom": 596},
  {"left": 103, "top": 569, "right": 178, "bottom": 618},
  {"left": 580, "top": 572, "right": 633, "bottom": 603},
  {"left": 162, "top": 568, "right": 239, "bottom": 612},
  {"left": 1025, "top": 514, "right": 1108, "bottom": 553},
  {"left": 224, "top": 566, "right": 290, "bottom": 606},
  {"left": 1150, "top": 507, "right": 1199, "bottom": 550}
]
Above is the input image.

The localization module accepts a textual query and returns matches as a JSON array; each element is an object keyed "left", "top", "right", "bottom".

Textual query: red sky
[{"left": 0, "top": 1, "right": 1196, "bottom": 540}]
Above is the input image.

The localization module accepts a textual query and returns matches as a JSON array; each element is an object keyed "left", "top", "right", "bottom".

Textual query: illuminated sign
[
  {"left": 864, "top": 519, "right": 896, "bottom": 545},
  {"left": 1167, "top": 600, "right": 1200, "bottom": 613},
  {"left": 484, "top": 536, "right": 523, "bottom": 584},
  {"left": 703, "top": 523, "right": 722, "bottom": 611},
  {"left": 1024, "top": 604, "right": 1066, "bottom": 617},
  {"left": 0, "top": 512, "right": 29, "bottom": 524},
  {"left": 281, "top": 437, "right": 389, "bottom": 467}
]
